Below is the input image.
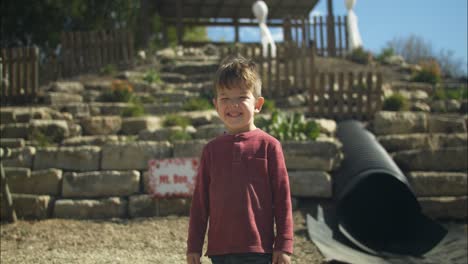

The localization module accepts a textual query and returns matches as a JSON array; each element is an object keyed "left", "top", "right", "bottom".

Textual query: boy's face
[{"left": 213, "top": 86, "right": 264, "bottom": 134}]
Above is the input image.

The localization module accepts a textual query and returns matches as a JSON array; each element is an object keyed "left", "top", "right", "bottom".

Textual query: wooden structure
[
  {"left": 1, "top": 148, "right": 17, "bottom": 222},
  {"left": 309, "top": 71, "right": 383, "bottom": 121},
  {"left": 156, "top": 0, "right": 318, "bottom": 42},
  {"left": 219, "top": 42, "right": 315, "bottom": 99},
  {"left": 61, "top": 29, "right": 134, "bottom": 77},
  {"left": 0, "top": 47, "right": 39, "bottom": 105}
]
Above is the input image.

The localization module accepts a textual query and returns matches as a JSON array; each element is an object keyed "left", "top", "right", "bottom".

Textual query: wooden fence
[
  {"left": 219, "top": 42, "right": 315, "bottom": 99},
  {"left": 309, "top": 71, "right": 383, "bottom": 121},
  {"left": 283, "top": 15, "right": 348, "bottom": 57},
  {"left": 1, "top": 47, "right": 39, "bottom": 104},
  {"left": 61, "top": 30, "right": 134, "bottom": 77}
]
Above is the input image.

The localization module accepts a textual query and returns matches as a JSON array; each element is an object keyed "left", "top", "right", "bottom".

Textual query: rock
[
  {"left": 128, "top": 194, "right": 159, "bottom": 217},
  {"left": 157, "top": 48, "right": 176, "bottom": 61},
  {"left": 62, "top": 170, "right": 140, "bottom": 198},
  {"left": 430, "top": 100, "right": 446, "bottom": 113},
  {"left": 138, "top": 126, "right": 185, "bottom": 141},
  {"left": 162, "top": 62, "right": 218, "bottom": 75},
  {"left": 411, "top": 102, "right": 431, "bottom": 112},
  {"left": 58, "top": 103, "right": 90, "bottom": 118},
  {"left": 287, "top": 94, "right": 307, "bottom": 107},
  {"left": 29, "top": 120, "right": 70, "bottom": 143},
  {"left": 173, "top": 139, "right": 207, "bottom": 158},
  {"left": 0, "top": 107, "right": 55, "bottom": 124},
  {"left": 289, "top": 170, "right": 332, "bottom": 198},
  {"left": 0, "top": 138, "right": 25, "bottom": 148},
  {"left": 203, "top": 44, "right": 218, "bottom": 56},
  {"left": 80, "top": 116, "right": 122, "bottom": 135},
  {"left": 54, "top": 197, "right": 127, "bottom": 219},
  {"left": 159, "top": 198, "right": 191, "bottom": 216},
  {"left": 44, "top": 92, "right": 83, "bottom": 105},
  {"left": 373, "top": 111, "right": 427, "bottom": 135},
  {"left": 121, "top": 117, "right": 162, "bottom": 135},
  {"left": 193, "top": 124, "right": 225, "bottom": 139},
  {"left": 383, "top": 55, "right": 405, "bottom": 66},
  {"left": 62, "top": 135, "right": 125, "bottom": 146},
  {"left": 418, "top": 196, "right": 467, "bottom": 220},
  {"left": 3, "top": 194, "right": 53, "bottom": 220},
  {"left": 407, "top": 171, "right": 467, "bottom": 197},
  {"left": 180, "top": 110, "right": 220, "bottom": 126},
  {"left": 377, "top": 134, "right": 429, "bottom": 152},
  {"left": 143, "top": 102, "right": 183, "bottom": 115},
  {"left": 446, "top": 99, "right": 461, "bottom": 112},
  {"left": 83, "top": 80, "right": 112, "bottom": 91},
  {"left": 49, "top": 81, "right": 84, "bottom": 94},
  {"left": 34, "top": 146, "right": 101, "bottom": 171},
  {"left": 430, "top": 133, "right": 467, "bottom": 149},
  {"left": 312, "top": 118, "right": 337, "bottom": 136},
  {"left": 0, "top": 109, "right": 15, "bottom": 124},
  {"left": 5, "top": 168, "right": 62, "bottom": 196},
  {"left": 2, "top": 147, "right": 36, "bottom": 168},
  {"left": 459, "top": 100, "right": 468, "bottom": 113},
  {"left": 89, "top": 102, "right": 131, "bottom": 115},
  {"left": 101, "top": 141, "right": 172, "bottom": 170},
  {"left": 282, "top": 137, "right": 343, "bottom": 171},
  {"left": 0, "top": 123, "right": 30, "bottom": 138},
  {"left": 393, "top": 147, "right": 467, "bottom": 172},
  {"left": 428, "top": 115, "right": 466, "bottom": 133}
]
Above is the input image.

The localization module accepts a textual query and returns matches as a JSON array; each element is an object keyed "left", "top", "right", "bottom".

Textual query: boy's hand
[
  {"left": 272, "top": 250, "right": 291, "bottom": 264},
  {"left": 187, "top": 253, "right": 201, "bottom": 264}
]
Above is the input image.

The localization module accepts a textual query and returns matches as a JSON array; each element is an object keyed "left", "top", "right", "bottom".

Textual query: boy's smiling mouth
[{"left": 227, "top": 112, "right": 242, "bottom": 117}]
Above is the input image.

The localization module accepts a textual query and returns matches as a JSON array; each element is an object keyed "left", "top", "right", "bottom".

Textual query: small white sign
[{"left": 148, "top": 158, "right": 199, "bottom": 198}]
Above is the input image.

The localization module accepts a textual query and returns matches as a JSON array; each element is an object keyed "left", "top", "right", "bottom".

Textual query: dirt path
[{"left": 0, "top": 210, "right": 324, "bottom": 264}]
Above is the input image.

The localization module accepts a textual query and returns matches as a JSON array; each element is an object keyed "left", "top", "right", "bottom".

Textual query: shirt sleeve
[
  {"left": 269, "top": 141, "right": 294, "bottom": 254},
  {"left": 187, "top": 146, "right": 210, "bottom": 254}
]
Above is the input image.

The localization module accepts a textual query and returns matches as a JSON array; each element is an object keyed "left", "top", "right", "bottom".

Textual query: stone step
[
  {"left": 129, "top": 195, "right": 191, "bottom": 218},
  {"left": 289, "top": 170, "right": 332, "bottom": 198},
  {"left": 0, "top": 138, "right": 25, "bottom": 148},
  {"left": 378, "top": 133, "right": 467, "bottom": 152},
  {"left": 160, "top": 72, "right": 213, "bottom": 84},
  {"left": 407, "top": 171, "right": 467, "bottom": 197},
  {"left": 393, "top": 147, "right": 467, "bottom": 172},
  {"left": 0, "top": 194, "right": 53, "bottom": 220},
  {"left": 161, "top": 62, "right": 218, "bottom": 75},
  {"left": 419, "top": 196, "right": 467, "bottom": 220},
  {"left": 390, "top": 81, "right": 434, "bottom": 94},
  {"left": 4, "top": 168, "right": 62, "bottom": 196},
  {"left": 53, "top": 197, "right": 127, "bottom": 219}
]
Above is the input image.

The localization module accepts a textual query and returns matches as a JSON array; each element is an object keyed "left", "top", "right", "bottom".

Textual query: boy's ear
[
  {"left": 254, "top": 97, "right": 265, "bottom": 113},
  {"left": 212, "top": 98, "right": 218, "bottom": 109}
]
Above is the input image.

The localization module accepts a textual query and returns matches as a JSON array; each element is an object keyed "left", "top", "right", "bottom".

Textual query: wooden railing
[
  {"left": 309, "top": 71, "right": 383, "bottom": 121},
  {"left": 1, "top": 47, "right": 39, "bottom": 104},
  {"left": 219, "top": 42, "right": 315, "bottom": 99},
  {"left": 61, "top": 29, "right": 134, "bottom": 77}
]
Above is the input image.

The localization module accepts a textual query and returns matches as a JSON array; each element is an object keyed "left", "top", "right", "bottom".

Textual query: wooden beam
[{"left": 176, "top": 0, "right": 184, "bottom": 44}]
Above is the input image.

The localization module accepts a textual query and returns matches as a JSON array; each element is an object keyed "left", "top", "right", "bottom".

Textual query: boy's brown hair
[{"left": 214, "top": 55, "right": 262, "bottom": 98}]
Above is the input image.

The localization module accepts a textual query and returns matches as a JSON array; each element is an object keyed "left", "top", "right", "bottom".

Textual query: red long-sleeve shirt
[{"left": 187, "top": 128, "right": 293, "bottom": 256}]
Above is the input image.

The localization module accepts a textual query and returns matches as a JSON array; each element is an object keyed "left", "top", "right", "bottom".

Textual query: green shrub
[
  {"left": 256, "top": 110, "right": 320, "bottom": 141},
  {"left": 100, "top": 64, "right": 117, "bottom": 76},
  {"left": 376, "top": 47, "right": 395, "bottom": 63},
  {"left": 382, "top": 93, "right": 410, "bottom": 111},
  {"left": 183, "top": 98, "right": 213, "bottom": 111},
  {"left": 168, "top": 130, "right": 193, "bottom": 142},
  {"left": 163, "top": 114, "right": 191, "bottom": 128},
  {"left": 121, "top": 97, "right": 145, "bottom": 117},
  {"left": 411, "top": 59, "right": 442, "bottom": 84},
  {"left": 261, "top": 99, "right": 276, "bottom": 113},
  {"left": 100, "top": 80, "right": 134, "bottom": 102},
  {"left": 433, "top": 86, "right": 468, "bottom": 100},
  {"left": 346, "top": 47, "right": 373, "bottom": 64},
  {"left": 138, "top": 94, "right": 157, "bottom": 104},
  {"left": 143, "top": 69, "right": 162, "bottom": 84},
  {"left": 29, "top": 130, "right": 54, "bottom": 147}
]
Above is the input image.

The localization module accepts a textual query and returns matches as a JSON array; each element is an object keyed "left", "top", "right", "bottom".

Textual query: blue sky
[{"left": 208, "top": 0, "right": 467, "bottom": 72}]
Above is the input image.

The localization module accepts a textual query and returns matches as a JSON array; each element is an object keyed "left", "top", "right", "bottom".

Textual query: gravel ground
[{"left": 0, "top": 210, "right": 324, "bottom": 264}]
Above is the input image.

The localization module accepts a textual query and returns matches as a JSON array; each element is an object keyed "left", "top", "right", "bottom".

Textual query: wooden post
[
  {"left": 267, "top": 44, "right": 272, "bottom": 97},
  {"left": 309, "top": 54, "right": 316, "bottom": 114},
  {"left": 275, "top": 45, "right": 280, "bottom": 97},
  {"left": 327, "top": 0, "right": 336, "bottom": 57},
  {"left": 337, "top": 16, "right": 343, "bottom": 57},
  {"left": 338, "top": 72, "right": 345, "bottom": 120},
  {"left": 328, "top": 72, "right": 335, "bottom": 117},
  {"left": 1, "top": 148, "right": 17, "bottom": 222},
  {"left": 366, "top": 72, "right": 373, "bottom": 120},
  {"left": 234, "top": 18, "right": 240, "bottom": 43},
  {"left": 318, "top": 72, "right": 325, "bottom": 116},
  {"left": 313, "top": 16, "right": 318, "bottom": 54},
  {"left": 344, "top": 15, "right": 349, "bottom": 52},
  {"left": 347, "top": 72, "right": 354, "bottom": 118},
  {"left": 1, "top": 49, "right": 7, "bottom": 101},
  {"left": 319, "top": 16, "right": 325, "bottom": 56},
  {"left": 283, "top": 17, "right": 292, "bottom": 43},
  {"left": 176, "top": 0, "right": 184, "bottom": 44},
  {"left": 32, "top": 47, "right": 38, "bottom": 100}
]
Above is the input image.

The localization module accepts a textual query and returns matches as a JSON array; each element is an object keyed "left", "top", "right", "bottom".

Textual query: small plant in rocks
[
  {"left": 411, "top": 59, "right": 442, "bottom": 84},
  {"left": 100, "top": 80, "right": 134, "bottom": 102},
  {"left": 100, "top": 64, "right": 118, "bottom": 76},
  {"left": 168, "top": 130, "right": 193, "bottom": 142},
  {"left": 256, "top": 110, "right": 320, "bottom": 141},
  {"left": 143, "top": 69, "right": 162, "bottom": 84},
  {"left": 121, "top": 97, "right": 145, "bottom": 117},
  {"left": 346, "top": 47, "right": 373, "bottom": 65},
  {"left": 183, "top": 98, "right": 213, "bottom": 111},
  {"left": 382, "top": 93, "right": 410, "bottom": 111},
  {"left": 163, "top": 114, "right": 191, "bottom": 128}
]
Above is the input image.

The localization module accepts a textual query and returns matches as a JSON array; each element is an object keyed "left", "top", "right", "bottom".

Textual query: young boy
[{"left": 187, "top": 55, "right": 293, "bottom": 264}]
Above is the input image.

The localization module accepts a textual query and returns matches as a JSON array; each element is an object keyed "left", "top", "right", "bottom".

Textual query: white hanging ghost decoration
[
  {"left": 345, "top": 0, "right": 363, "bottom": 51},
  {"left": 252, "top": 0, "right": 277, "bottom": 58}
]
